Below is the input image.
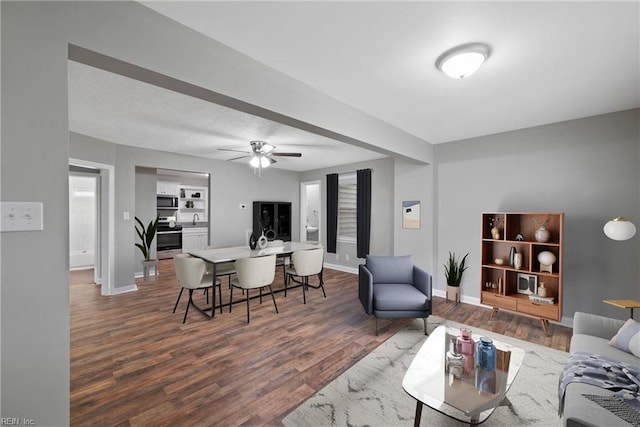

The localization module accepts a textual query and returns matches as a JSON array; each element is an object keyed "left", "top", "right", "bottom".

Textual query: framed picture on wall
[
  {"left": 517, "top": 273, "right": 537, "bottom": 295},
  {"left": 402, "top": 201, "right": 421, "bottom": 229}
]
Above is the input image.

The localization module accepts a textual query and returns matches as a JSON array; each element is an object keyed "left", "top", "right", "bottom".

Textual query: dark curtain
[
  {"left": 326, "top": 173, "right": 339, "bottom": 253},
  {"left": 357, "top": 168, "right": 372, "bottom": 259}
]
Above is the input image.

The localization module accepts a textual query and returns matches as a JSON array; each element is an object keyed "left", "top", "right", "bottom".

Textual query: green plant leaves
[
  {"left": 135, "top": 216, "right": 159, "bottom": 260},
  {"left": 444, "top": 251, "right": 469, "bottom": 287}
]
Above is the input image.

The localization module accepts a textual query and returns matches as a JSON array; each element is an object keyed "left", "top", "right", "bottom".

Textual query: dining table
[{"left": 188, "top": 241, "right": 322, "bottom": 318}]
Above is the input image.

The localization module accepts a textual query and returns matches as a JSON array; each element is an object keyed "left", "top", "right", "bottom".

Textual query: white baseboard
[
  {"left": 108, "top": 284, "right": 138, "bottom": 295},
  {"left": 323, "top": 263, "right": 358, "bottom": 275}
]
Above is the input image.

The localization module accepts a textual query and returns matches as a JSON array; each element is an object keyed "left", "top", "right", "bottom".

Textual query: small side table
[{"left": 603, "top": 299, "right": 640, "bottom": 319}]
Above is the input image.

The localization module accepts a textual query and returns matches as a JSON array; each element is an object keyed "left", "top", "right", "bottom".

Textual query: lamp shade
[{"left": 603, "top": 217, "right": 637, "bottom": 241}]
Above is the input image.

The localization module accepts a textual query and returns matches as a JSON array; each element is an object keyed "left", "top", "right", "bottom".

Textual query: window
[{"left": 337, "top": 173, "right": 357, "bottom": 243}]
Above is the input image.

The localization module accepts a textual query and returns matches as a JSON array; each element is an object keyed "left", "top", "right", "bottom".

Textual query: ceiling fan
[{"left": 219, "top": 140, "right": 302, "bottom": 169}]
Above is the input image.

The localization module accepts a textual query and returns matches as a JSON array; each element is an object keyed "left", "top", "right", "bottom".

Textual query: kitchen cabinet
[
  {"left": 157, "top": 181, "right": 180, "bottom": 196},
  {"left": 182, "top": 227, "right": 208, "bottom": 252}
]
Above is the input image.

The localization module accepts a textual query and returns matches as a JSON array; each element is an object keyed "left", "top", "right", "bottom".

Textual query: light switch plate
[{"left": 1, "top": 202, "right": 44, "bottom": 232}]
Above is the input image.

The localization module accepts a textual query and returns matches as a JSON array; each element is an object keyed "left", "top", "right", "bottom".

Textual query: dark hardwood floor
[{"left": 70, "top": 260, "right": 571, "bottom": 426}]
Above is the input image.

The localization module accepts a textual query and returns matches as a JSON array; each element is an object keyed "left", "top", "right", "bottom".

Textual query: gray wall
[
  {"left": 134, "top": 167, "right": 158, "bottom": 272},
  {"left": 435, "top": 109, "right": 640, "bottom": 323}
]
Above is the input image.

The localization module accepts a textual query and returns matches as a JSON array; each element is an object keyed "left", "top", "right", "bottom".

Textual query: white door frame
[
  {"left": 300, "top": 180, "right": 321, "bottom": 243},
  {"left": 69, "top": 158, "right": 115, "bottom": 296}
]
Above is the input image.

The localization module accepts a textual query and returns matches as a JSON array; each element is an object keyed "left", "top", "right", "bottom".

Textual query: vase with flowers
[{"left": 533, "top": 217, "right": 550, "bottom": 242}]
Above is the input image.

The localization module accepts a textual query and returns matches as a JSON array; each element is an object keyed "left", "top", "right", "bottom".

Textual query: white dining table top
[{"left": 189, "top": 241, "right": 321, "bottom": 264}]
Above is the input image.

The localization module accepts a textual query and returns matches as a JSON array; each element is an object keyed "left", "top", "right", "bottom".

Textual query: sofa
[{"left": 562, "top": 311, "right": 640, "bottom": 427}]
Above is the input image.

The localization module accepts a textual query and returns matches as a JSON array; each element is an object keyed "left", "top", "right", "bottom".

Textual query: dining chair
[
  {"left": 230, "top": 254, "right": 278, "bottom": 323},
  {"left": 206, "top": 246, "right": 236, "bottom": 289},
  {"left": 285, "top": 247, "right": 325, "bottom": 304},
  {"left": 173, "top": 254, "right": 221, "bottom": 323}
]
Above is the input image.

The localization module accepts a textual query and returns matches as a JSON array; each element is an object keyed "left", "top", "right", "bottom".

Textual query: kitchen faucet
[{"left": 192, "top": 213, "right": 199, "bottom": 225}]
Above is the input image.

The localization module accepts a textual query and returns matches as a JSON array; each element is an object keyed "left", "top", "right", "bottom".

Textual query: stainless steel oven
[{"left": 157, "top": 224, "right": 182, "bottom": 259}]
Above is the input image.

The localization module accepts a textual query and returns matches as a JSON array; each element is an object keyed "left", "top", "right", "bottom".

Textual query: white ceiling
[{"left": 69, "top": 1, "right": 640, "bottom": 172}]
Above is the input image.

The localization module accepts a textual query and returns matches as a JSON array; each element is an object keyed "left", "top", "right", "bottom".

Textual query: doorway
[
  {"left": 300, "top": 180, "right": 321, "bottom": 242},
  {"left": 69, "top": 159, "right": 115, "bottom": 295},
  {"left": 69, "top": 170, "right": 98, "bottom": 270}
]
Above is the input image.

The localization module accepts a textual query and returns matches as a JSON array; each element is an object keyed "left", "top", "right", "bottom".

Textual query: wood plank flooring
[{"left": 70, "top": 260, "right": 572, "bottom": 426}]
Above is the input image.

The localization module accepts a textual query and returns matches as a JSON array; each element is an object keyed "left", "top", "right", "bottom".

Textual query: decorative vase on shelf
[
  {"left": 491, "top": 227, "right": 500, "bottom": 240},
  {"left": 535, "top": 226, "right": 550, "bottom": 243},
  {"left": 249, "top": 232, "right": 257, "bottom": 250},
  {"left": 509, "top": 247, "right": 517, "bottom": 267},
  {"left": 513, "top": 253, "right": 523, "bottom": 270}
]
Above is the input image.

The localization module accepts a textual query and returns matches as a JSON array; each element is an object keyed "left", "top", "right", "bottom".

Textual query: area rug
[{"left": 282, "top": 316, "right": 569, "bottom": 426}]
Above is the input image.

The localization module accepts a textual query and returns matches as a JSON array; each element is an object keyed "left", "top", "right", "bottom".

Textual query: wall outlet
[
  {"left": 335, "top": 254, "right": 339, "bottom": 260},
  {"left": 123, "top": 211, "right": 130, "bottom": 220}
]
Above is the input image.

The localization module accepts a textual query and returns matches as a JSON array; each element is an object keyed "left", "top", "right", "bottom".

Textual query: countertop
[{"left": 178, "top": 222, "right": 209, "bottom": 229}]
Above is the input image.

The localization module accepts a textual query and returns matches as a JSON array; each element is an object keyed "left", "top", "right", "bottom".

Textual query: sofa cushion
[
  {"left": 571, "top": 334, "right": 640, "bottom": 366},
  {"left": 366, "top": 255, "right": 413, "bottom": 285},
  {"left": 609, "top": 318, "right": 640, "bottom": 357},
  {"left": 373, "top": 284, "right": 428, "bottom": 311}
]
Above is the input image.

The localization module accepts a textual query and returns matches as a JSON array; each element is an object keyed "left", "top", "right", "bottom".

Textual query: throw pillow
[{"left": 609, "top": 318, "right": 640, "bottom": 357}]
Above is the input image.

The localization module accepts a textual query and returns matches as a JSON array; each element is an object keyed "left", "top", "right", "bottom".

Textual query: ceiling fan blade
[
  {"left": 271, "top": 152, "right": 302, "bottom": 157},
  {"left": 218, "top": 148, "right": 251, "bottom": 154},
  {"left": 226, "top": 155, "right": 250, "bottom": 161}
]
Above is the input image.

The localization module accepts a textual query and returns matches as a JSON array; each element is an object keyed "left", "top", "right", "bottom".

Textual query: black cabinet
[{"left": 253, "top": 201, "right": 291, "bottom": 241}]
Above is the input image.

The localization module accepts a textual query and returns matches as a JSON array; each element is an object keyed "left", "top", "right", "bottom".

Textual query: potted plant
[
  {"left": 135, "top": 216, "right": 159, "bottom": 280},
  {"left": 444, "top": 251, "right": 469, "bottom": 304}
]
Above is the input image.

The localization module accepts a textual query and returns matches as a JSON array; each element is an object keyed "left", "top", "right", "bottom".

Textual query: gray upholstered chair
[{"left": 358, "top": 255, "right": 432, "bottom": 335}]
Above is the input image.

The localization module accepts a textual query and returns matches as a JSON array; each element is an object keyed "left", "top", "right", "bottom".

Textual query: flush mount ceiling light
[{"left": 436, "top": 43, "right": 491, "bottom": 79}]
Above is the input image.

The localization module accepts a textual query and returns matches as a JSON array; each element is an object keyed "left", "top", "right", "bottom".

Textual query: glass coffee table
[{"left": 402, "top": 325, "right": 525, "bottom": 426}]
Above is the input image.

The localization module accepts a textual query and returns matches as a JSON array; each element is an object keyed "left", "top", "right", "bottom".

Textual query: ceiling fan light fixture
[
  {"left": 436, "top": 43, "right": 491, "bottom": 79},
  {"left": 249, "top": 154, "right": 261, "bottom": 168},
  {"left": 260, "top": 155, "right": 271, "bottom": 168}
]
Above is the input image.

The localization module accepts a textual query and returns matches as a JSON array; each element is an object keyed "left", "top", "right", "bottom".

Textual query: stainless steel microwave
[{"left": 157, "top": 195, "right": 179, "bottom": 208}]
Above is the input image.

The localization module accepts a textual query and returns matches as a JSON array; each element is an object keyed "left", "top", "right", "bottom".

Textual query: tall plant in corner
[
  {"left": 444, "top": 251, "right": 469, "bottom": 304},
  {"left": 135, "top": 216, "right": 159, "bottom": 261}
]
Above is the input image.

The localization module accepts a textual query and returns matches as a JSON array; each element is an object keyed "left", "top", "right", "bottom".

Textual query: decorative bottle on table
[{"left": 457, "top": 328, "right": 475, "bottom": 375}]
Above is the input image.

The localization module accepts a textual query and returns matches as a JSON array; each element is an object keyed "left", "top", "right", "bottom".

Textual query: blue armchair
[{"left": 358, "top": 255, "right": 432, "bottom": 335}]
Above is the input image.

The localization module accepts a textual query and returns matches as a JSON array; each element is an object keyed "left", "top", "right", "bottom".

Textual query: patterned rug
[{"left": 283, "top": 316, "right": 569, "bottom": 426}]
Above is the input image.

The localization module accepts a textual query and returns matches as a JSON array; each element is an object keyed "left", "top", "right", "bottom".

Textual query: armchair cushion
[
  {"left": 373, "top": 284, "right": 430, "bottom": 312},
  {"left": 366, "top": 255, "right": 414, "bottom": 284}
]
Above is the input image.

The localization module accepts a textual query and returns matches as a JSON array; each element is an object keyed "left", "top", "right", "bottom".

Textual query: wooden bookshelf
[{"left": 480, "top": 212, "right": 564, "bottom": 335}]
